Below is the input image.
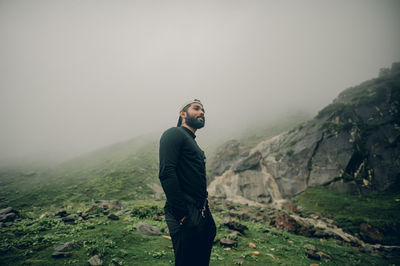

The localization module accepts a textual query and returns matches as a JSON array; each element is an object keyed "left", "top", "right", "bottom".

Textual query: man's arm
[{"left": 159, "top": 128, "right": 188, "bottom": 221}]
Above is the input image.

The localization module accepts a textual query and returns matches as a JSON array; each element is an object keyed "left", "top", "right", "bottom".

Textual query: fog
[{"left": 1, "top": 0, "right": 399, "bottom": 163}]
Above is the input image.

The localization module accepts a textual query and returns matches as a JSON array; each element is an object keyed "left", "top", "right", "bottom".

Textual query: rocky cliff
[{"left": 208, "top": 63, "right": 400, "bottom": 204}]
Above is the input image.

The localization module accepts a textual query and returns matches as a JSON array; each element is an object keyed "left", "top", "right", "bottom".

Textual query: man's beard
[{"left": 185, "top": 113, "right": 205, "bottom": 129}]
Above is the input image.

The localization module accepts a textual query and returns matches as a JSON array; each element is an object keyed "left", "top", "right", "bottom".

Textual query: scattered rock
[
  {"left": 220, "top": 238, "right": 238, "bottom": 247},
  {"left": 107, "top": 213, "right": 119, "bottom": 220},
  {"left": 232, "top": 259, "right": 244, "bottom": 265},
  {"left": 0, "top": 212, "right": 16, "bottom": 222},
  {"left": 162, "top": 235, "right": 172, "bottom": 240},
  {"left": 0, "top": 207, "right": 18, "bottom": 222},
  {"left": 304, "top": 244, "right": 331, "bottom": 260},
  {"left": 115, "top": 209, "right": 131, "bottom": 216},
  {"left": 54, "top": 242, "right": 76, "bottom": 252},
  {"left": 152, "top": 215, "right": 164, "bottom": 221},
  {"left": 62, "top": 214, "right": 77, "bottom": 223},
  {"left": 51, "top": 251, "right": 71, "bottom": 258},
  {"left": 55, "top": 209, "right": 67, "bottom": 217},
  {"left": 136, "top": 223, "right": 161, "bottom": 235},
  {"left": 282, "top": 202, "right": 297, "bottom": 212},
  {"left": 227, "top": 230, "right": 241, "bottom": 240},
  {"left": 39, "top": 213, "right": 52, "bottom": 219},
  {"left": 0, "top": 207, "right": 17, "bottom": 216},
  {"left": 223, "top": 217, "right": 248, "bottom": 233},
  {"left": 120, "top": 249, "right": 128, "bottom": 255},
  {"left": 88, "top": 255, "right": 103, "bottom": 266},
  {"left": 274, "top": 213, "right": 300, "bottom": 233}
]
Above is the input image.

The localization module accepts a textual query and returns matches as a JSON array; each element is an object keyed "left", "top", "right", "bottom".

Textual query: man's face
[{"left": 184, "top": 103, "right": 205, "bottom": 129}]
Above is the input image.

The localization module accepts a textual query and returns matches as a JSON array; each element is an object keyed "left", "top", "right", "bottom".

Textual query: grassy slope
[
  {"left": 0, "top": 200, "right": 391, "bottom": 266},
  {"left": 0, "top": 134, "right": 160, "bottom": 210},
  {"left": 293, "top": 187, "right": 400, "bottom": 246}
]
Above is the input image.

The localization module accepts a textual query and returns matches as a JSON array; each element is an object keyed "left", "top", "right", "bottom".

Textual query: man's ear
[{"left": 179, "top": 110, "right": 186, "bottom": 119}]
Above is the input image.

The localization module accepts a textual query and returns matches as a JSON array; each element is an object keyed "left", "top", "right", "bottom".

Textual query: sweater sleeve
[{"left": 158, "top": 128, "right": 188, "bottom": 220}]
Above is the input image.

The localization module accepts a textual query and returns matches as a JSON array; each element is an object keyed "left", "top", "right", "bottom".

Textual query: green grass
[
  {"left": 293, "top": 187, "right": 400, "bottom": 245},
  {"left": 0, "top": 135, "right": 160, "bottom": 210},
  {"left": 0, "top": 200, "right": 392, "bottom": 266}
]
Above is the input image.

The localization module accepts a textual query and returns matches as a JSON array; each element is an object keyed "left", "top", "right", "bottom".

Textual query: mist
[{"left": 1, "top": 0, "right": 399, "bottom": 163}]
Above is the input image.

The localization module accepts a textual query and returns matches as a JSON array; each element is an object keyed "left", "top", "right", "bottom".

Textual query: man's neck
[{"left": 182, "top": 124, "right": 196, "bottom": 134}]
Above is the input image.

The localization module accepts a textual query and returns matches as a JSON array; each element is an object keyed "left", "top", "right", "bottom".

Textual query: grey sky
[{"left": 1, "top": 0, "right": 399, "bottom": 162}]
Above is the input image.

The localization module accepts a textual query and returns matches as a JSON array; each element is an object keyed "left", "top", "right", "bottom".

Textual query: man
[{"left": 159, "top": 99, "right": 216, "bottom": 266}]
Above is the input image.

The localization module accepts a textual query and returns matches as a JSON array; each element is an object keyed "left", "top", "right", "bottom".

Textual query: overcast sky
[{"left": 1, "top": 0, "right": 399, "bottom": 163}]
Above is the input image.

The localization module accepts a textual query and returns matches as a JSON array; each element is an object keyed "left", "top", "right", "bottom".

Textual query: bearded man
[{"left": 159, "top": 99, "right": 216, "bottom": 266}]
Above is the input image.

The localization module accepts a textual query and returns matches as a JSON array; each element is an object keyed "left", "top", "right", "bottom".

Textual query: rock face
[
  {"left": 209, "top": 64, "right": 400, "bottom": 203},
  {"left": 207, "top": 140, "right": 249, "bottom": 184}
]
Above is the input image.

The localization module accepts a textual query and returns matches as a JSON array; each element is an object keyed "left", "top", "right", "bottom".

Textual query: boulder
[
  {"left": 223, "top": 217, "right": 248, "bottom": 234},
  {"left": 107, "top": 213, "right": 119, "bottom": 220},
  {"left": 0, "top": 212, "right": 16, "bottom": 222},
  {"left": 55, "top": 209, "right": 67, "bottom": 217},
  {"left": 54, "top": 242, "right": 76, "bottom": 252},
  {"left": 51, "top": 252, "right": 71, "bottom": 258},
  {"left": 136, "top": 223, "right": 161, "bottom": 236},
  {"left": 0, "top": 207, "right": 17, "bottom": 216},
  {"left": 88, "top": 255, "right": 103, "bottom": 266},
  {"left": 220, "top": 238, "right": 238, "bottom": 247},
  {"left": 62, "top": 214, "right": 77, "bottom": 223}
]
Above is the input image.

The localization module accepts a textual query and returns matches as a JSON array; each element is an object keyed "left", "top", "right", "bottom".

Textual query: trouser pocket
[{"left": 183, "top": 203, "right": 206, "bottom": 231}]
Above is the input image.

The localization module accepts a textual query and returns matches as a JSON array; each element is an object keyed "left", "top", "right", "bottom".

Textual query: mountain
[{"left": 208, "top": 62, "right": 400, "bottom": 204}]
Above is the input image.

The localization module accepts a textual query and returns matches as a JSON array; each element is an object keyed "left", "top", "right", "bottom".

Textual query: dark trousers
[{"left": 165, "top": 203, "right": 216, "bottom": 266}]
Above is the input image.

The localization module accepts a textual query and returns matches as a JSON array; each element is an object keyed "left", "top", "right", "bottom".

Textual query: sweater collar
[{"left": 180, "top": 126, "right": 196, "bottom": 139}]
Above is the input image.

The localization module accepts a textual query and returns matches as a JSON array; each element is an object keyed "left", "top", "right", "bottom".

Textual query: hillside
[{"left": 0, "top": 134, "right": 160, "bottom": 209}]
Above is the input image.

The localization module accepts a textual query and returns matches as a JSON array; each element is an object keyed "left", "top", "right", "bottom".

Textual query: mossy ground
[
  {"left": 292, "top": 187, "right": 400, "bottom": 246},
  {"left": 0, "top": 199, "right": 393, "bottom": 266}
]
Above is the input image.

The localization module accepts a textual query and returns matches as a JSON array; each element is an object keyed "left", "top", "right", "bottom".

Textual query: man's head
[{"left": 177, "top": 99, "right": 205, "bottom": 130}]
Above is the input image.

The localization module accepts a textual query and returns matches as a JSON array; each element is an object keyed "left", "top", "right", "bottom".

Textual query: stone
[
  {"left": 62, "top": 214, "right": 77, "bottom": 223},
  {"left": 0, "top": 213, "right": 16, "bottom": 222},
  {"left": 51, "top": 251, "right": 71, "bottom": 258},
  {"left": 88, "top": 255, "right": 103, "bottom": 266},
  {"left": 228, "top": 229, "right": 242, "bottom": 238},
  {"left": 274, "top": 213, "right": 299, "bottom": 233},
  {"left": 232, "top": 259, "right": 244, "bottom": 265},
  {"left": 304, "top": 244, "right": 331, "bottom": 261},
  {"left": 54, "top": 242, "right": 76, "bottom": 252},
  {"left": 152, "top": 215, "right": 164, "bottom": 221},
  {"left": 107, "top": 213, "right": 119, "bottom": 220},
  {"left": 0, "top": 207, "right": 16, "bottom": 216},
  {"left": 136, "top": 223, "right": 161, "bottom": 235},
  {"left": 220, "top": 238, "right": 238, "bottom": 247},
  {"left": 55, "top": 209, "right": 67, "bottom": 217},
  {"left": 39, "top": 213, "right": 52, "bottom": 219},
  {"left": 223, "top": 218, "right": 248, "bottom": 234}
]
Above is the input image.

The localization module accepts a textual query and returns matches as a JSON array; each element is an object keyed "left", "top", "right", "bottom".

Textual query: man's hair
[{"left": 177, "top": 104, "right": 191, "bottom": 127}]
